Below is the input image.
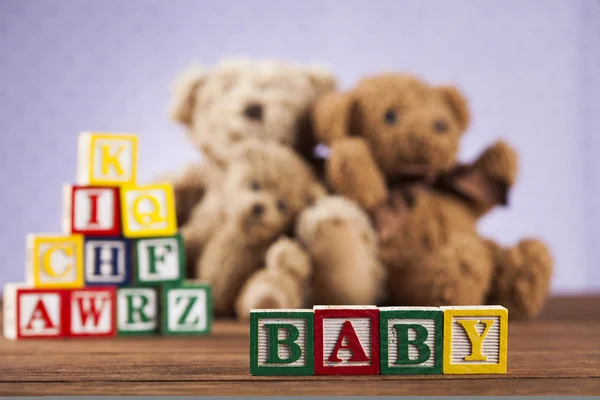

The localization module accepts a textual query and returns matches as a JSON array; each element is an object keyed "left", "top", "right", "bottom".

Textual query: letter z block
[
  {"left": 379, "top": 307, "right": 443, "bottom": 375},
  {"left": 117, "top": 287, "right": 158, "bottom": 336},
  {"left": 77, "top": 131, "right": 138, "bottom": 186},
  {"left": 442, "top": 305, "right": 508, "bottom": 374},
  {"left": 161, "top": 281, "right": 212, "bottom": 336},
  {"left": 121, "top": 184, "right": 177, "bottom": 238},
  {"left": 26, "top": 234, "right": 84, "bottom": 289},
  {"left": 250, "top": 309, "right": 314, "bottom": 376},
  {"left": 84, "top": 237, "right": 132, "bottom": 286},
  {"left": 314, "top": 306, "right": 380, "bottom": 375},
  {"left": 134, "top": 234, "right": 184, "bottom": 286},
  {"left": 3, "top": 283, "right": 66, "bottom": 340},
  {"left": 65, "top": 287, "right": 117, "bottom": 338},
  {"left": 62, "top": 185, "right": 121, "bottom": 236}
]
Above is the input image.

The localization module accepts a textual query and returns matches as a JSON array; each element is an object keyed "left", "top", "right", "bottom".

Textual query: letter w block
[
  {"left": 65, "top": 287, "right": 116, "bottom": 338},
  {"left": 250, "top": 309, "right": 314, "bottom": 376}
]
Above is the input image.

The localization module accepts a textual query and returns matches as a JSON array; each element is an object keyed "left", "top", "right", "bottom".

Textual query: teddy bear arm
[{"left": 474, "top": 140, "right": 518, "bottom": 190}]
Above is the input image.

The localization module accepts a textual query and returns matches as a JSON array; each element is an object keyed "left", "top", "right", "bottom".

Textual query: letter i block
[
  {"left": 314, "top": 306, "right": 380, "bottom": 375},
  {"left": 117, "top": 287, "right": 158, "bottom": 336},
  {"left": 379, "top": 307, "right": 443, "bottom": 375},
  {"left": 250, "top": 310, "right": 314, "bottom": 376},
  {"left": 3, "top": 283, "right": 66, "bottom": 340},
  {"left": 442, "top": 306, "right": 508, "bottom": 374},
  {"left": 65, "top": 287, "right": 117, "bottom": 338},
  {"left": 84, "top": 238, "right": 132, "bottom": 286},
  {"left": 120, "top": 184, "right": 177, "bottom": 238},
  {"left": 77, "top": 132, "right": 138, "bottom": 186},
  {"left": 26, "top": 234, "right": 84, "bottom": 289},
  {"left": 134, "top": 234, "right": 184, "bottom": 286},
  {"left": 161, "top": 281, "right": 212, "bottom": 336},
  {"left": 62, "top": 185, "right": 121, "bottom": 236}
]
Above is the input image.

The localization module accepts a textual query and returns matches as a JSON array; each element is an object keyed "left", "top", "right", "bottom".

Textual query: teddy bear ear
[
  {"left": 437, "top": 85, "right": 471, "bottom": 132},
  {"left": 168, "top": 64, "right": 208, "bottom": 126},
  {"left": 312, "top": 92, "right": 358, "bottom": 144},
  {"left": 305, "top": 66, "right": 338, "bottom": 95}
]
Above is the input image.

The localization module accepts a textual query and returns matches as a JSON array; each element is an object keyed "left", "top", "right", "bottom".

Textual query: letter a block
[
  {"left": 121, "top": 184, "right": 177, "bottom": 238},
  {"left": 379, "top": 307, "right": 443, "bottom": 375},
  {"left": 62, "top": 185, "right": 121, "bottom": 236},
  {"left": 250, "top": 310, "right": 314, "bottom": 376},
  {"left": 77, "top": 132, "right": 138, "bottom": 187},
  {"left": 442, "top": 306, "right": 508, "bottom": 374},
  {"left": 26, "top": 234, "right": 84, "bottom": 289},
  {"left": 314, "top": 306, "right": 380, "bottom": 375},
  {"left": 117, "top": 287, "right": 158, "bottom": 336},
  {"left": 161, "top": 281, "right": 212, "bottom": 336},
  {"left": 65, "top": 287, "right": 116, "bottom": 338},
  {"left": 84, "top": 238, "right": 132, "bottom": 286},
  {"left": 134, "top": 234, "right": 184, "bottom": 286},
  {"left": 3, "top": 283, "right": 66, "bottom": 340}
]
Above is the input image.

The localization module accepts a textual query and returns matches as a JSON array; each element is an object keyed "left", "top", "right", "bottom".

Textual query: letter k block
[{"left": 121, "top": 184, "right": 177, "bottom": 238}]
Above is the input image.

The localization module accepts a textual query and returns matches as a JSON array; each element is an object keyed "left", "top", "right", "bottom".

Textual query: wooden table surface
[{"left": 0, "top": 295, "right": 599, "bottom": 396}]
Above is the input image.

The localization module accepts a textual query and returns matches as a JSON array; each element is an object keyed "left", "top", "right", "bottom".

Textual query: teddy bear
[
  {"left": 311, "top": 72, "right": 553, "bottom": 319},
  {"left": 161, "top": 58, "right": 337, "bottom": 275}
]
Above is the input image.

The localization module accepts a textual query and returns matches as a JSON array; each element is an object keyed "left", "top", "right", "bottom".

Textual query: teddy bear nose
[
  {"left": 251, "top": 203, "right": 265, "bottom": 217},
  {"left": 244, "top": 103, "right": 263, "bottom": 121}
]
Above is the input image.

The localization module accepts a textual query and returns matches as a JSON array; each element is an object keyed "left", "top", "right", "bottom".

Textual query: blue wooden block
[{"left": 84, "top": 237, "right": 132, "bottom": 286}]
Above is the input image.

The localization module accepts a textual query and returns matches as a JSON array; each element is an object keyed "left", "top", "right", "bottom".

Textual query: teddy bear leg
[
  {"left": 485, "top": 238, "right": 553, "bottom": 319},
  {"left": 386, "top": 233, "right": 494, "bottom": 306}
]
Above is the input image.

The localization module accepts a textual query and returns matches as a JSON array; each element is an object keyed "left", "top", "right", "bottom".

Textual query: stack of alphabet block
[
  {"left": 3, "top": 132, "right": 212, "bottom": 340},
  {"left": 250, "top": 305, "right": 507, "bottom": 375}
]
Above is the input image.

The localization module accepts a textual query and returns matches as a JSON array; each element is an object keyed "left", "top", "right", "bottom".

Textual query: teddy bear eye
[
  {"left": 249, "top": 181, "right": 261, "bottom": 191},
  {"left": 277, "top": 199, "right": 288, "bottom": 213},
  {"left": 384, "top": 109, "right": 398, "bottom": 125},
  {"left": 434, "top": 119, "right": 449, "bottom": 134}
]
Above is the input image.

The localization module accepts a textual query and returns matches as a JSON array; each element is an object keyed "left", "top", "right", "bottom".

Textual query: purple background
[{"left": 0, "top": 0, "right": 598, "bottom": 293}]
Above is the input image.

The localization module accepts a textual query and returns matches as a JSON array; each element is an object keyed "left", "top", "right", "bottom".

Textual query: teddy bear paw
[
  {"left": 235, "top": 284, "right": 290, "bottom": 320},
  {"left": 475, "top": 140, "right": 518, "bottom": 187}
]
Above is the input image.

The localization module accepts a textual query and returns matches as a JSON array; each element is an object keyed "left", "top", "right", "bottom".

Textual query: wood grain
[{"left": 0, "top": 296, "right": 599, "bottom": 395}]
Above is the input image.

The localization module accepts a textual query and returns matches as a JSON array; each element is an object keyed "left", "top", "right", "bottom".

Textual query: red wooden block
[
  {"left": 3, "top": 283, "right": 67, "bottom": 340},
  {"left": 62, "top": 185, "right": 121, "bottom": 236},
  {"left": 314, "top": 306, "right": 380, "bottom": 375},
  {"left": 64, "top": 287, "right": 117, "bottom": 338}
]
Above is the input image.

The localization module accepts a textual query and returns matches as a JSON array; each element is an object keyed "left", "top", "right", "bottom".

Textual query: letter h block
[
  {"left": 314, "top": 306, "right": 380, "bottom": 375},
  {"left": 379, "top": 307, "right": 443, "bottom": 375},
  {"left": 250, "top": 309, "right": 314, "bottom": 376}
]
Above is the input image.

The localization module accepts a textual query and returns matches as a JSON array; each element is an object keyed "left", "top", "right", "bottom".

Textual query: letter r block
[
  {"left": 26, "top": 234, "right": 84, "bottom": 289},
  {"left": 161, "top": 281, "right": 212, "bottom": 336},
  {"left": 314, "top": 306, "right": 380, "bottom": 375},
  {"left": 442, "top": 306, "right": 508, "bottom": 374},
  {"left": 117, "top": 287, "right": 158, "bottom": 336},
  {"left": 250, "top": 310, "right": 314, "bottom": 376},
  {"left": 77, "top": 132, "right": 138, "bottom": 187},
  {"left": 121, "top": 184, "right": 177, "bottom": 238},
  {"left": 379, "top": 307, "right": 443, "bottom": 375}
]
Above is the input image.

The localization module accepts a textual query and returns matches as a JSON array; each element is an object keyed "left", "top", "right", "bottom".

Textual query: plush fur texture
[{"left": 312, "top": 73, "right": 553, "bottom": 319}]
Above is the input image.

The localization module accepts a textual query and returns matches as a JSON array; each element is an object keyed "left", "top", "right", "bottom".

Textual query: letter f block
[
  {"left": 250, "top": 309, "right": 314, "bottom": 376},
  {"left": 442, "top": 306, "right": 508, "bottom": 374}
]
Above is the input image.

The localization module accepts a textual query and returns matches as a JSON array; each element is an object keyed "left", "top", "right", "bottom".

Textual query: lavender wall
[{"left": 0, "top": 0, "right": 597, "bottom": 293}]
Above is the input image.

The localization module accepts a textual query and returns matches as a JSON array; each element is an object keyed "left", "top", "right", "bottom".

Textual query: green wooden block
[
  {"left": 379, "top": 307, "right": 443, "bottom": 375},
  {"left": 161, "top": 281, "right": 212, "bottom": 336},
  {"left": 133, "top": 233, "right": 185, "bottom": 286},
  {"left": 117, "top": 287, "right": 159, "bottom": 336},
  {"left": 250, "top": 309, "right": 314, "bottom": 376}
]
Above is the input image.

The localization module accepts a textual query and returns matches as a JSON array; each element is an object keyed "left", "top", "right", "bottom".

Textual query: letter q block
[
  {"left": 77, "top": 132, "right": 138, "bottom": 187},
  {"left": 121, "top": 184, "right": 177, "bottom": 238},
  {"left": 26, "top": 234, "right": 84, "bottom": 289}
]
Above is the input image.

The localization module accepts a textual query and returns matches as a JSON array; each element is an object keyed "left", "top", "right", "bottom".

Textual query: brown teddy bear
[
  {"left": 162, "top": 58, "right": 337, "bottom": 274},
  {"left": 312, "top": 73, "right": 553, "bottom": 319}
]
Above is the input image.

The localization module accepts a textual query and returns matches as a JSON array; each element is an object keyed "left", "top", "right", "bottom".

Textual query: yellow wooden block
[
  {"left": 441, "top": 305, "right": 508, "bottom": 374},
  {"left": 26, "top": 234, "right": 84, "bottom": 289},
  {"left": 77, "top": 132, "right": 138, "bottom": 186},
  {"left": 120, "top": 184, "right": 177, "bottom": 238}
]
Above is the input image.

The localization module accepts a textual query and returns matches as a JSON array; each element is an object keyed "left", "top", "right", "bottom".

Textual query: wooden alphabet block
[
  {"left": 84, "top": 237, "right": 132, "bottom": 286},
  {"left": 314, "top": 306, "right": 380, "bottom": 375},
  {"left": 65, "top": 287, "right": 117, "bottom": 338},
  {"left": 62, "top": 185, "right": 121, "bottom": 236},
  {"left": 133, "top": 234, "right": 184, "bottom": 286},
  {"left": 379, "top": 307, "right": 443, "bottom": 375},
  {"left": 161, "top": 281, "right": 212, "bottom": 336},
  {"left": 26, "top": 234, "right": 84, "bottom": 289},
  {"left": 120, "top": 184, "right": 177, "bottom": 238},
  {"left": 77, "top": 132, "right": 138, "bottom": 187},
  {"left": 442, "top": 305, "right": 508, "bottom": 374},
  {"left": 117, "top": 287, "right": 158, "bottom": 336},
  {"left": 250, "top": 309, "right": 314, "bottom": 376},
  {"left": 3, "top": 283, "right": 66, "bottom": 340}
]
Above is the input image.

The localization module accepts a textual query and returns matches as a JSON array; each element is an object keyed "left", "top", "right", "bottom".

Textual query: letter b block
[
  {"left": 250, "top": 310, "right": 314, "bottom": 376},
  {"left": 442, "top": 306, "right": 508, "bottom": 374},
  {"left": 379, "top": 307, "right": 443, "bottom": 375},
  {"left": 26, "top": 234, "right": 84, "bottom": 289},
  {"left": 121, "top": 184, "right": 177, "bottom": 238},
  {"left": 77, "top": 132, "right": 138, "bottom": 186}
]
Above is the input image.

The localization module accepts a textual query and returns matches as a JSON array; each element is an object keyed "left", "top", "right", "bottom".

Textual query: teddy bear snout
[
  {"left": 251, "top": 203, "right": 265, "bottom": 217},
  {"left": 243, "top": 103, "right": 264, "bottom": 121}
]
